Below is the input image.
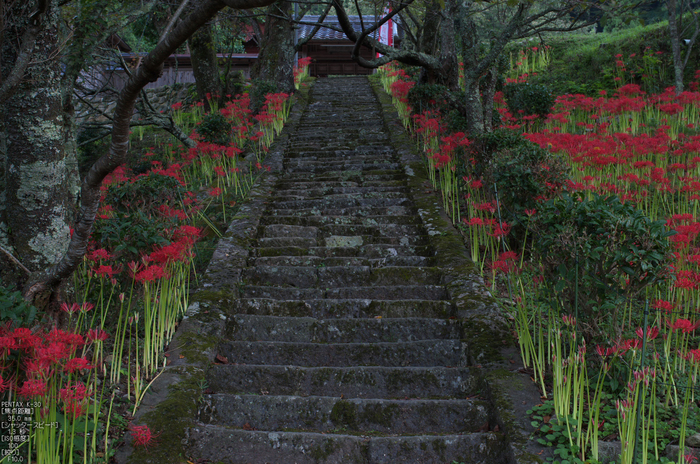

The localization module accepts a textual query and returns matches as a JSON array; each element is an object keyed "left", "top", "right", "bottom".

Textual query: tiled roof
[{"left": 298, "top": 15, "right": 398, "bottom": 42}]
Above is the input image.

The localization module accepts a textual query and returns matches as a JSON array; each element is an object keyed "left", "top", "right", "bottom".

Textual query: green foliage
[
  {"left": 468, "top": 129, "right": 569, "bottom": 215},
  {"left": 0, "top": 285, "right": 37, "bottom": 328},
  {"left": 92, "top": 209, "right": 170, "bottom": 259},
  {"left": 250, "top": 79, "right": 278, "bottom": 113},
  {"left": 77, "top": 127, "right": 110, "bottom": 178},
  {"left": 533, "top": 193, "right": 674, "bottom": 339},
  {"left": 504, "top": 82, "right": 555, "bottom": 118},
  {"left": 104, "top": 171, "right": 186, "bottom": 214},
  {"left": 407, "top": 83, "right": 451, "bottom": 115},
  {"left": 197, "top": 112, "right": 231, "bottom": 145}
]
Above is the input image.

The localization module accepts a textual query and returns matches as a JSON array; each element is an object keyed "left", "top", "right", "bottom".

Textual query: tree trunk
[
  {"left": 189, "top": 20, "right": 222, "bottom": 110},
  {"left": 482, "top": 65, "right": 498, "bottom": 132},
  {"left": 252, "top": 1, "right": 295, "bottom": 94},
  {"left": 1, "top": 0, "right": 75, "bottom": 273},
  {"left": 668, "top": 0, "right": 685, "bottom": 94}
]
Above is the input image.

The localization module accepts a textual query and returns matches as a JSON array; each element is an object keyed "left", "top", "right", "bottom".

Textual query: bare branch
[{"left": 0, "top": 244, "right": 31, "bottom": 275}]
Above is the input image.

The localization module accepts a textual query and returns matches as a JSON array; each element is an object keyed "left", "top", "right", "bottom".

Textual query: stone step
[
  {"left": 284, "top": 149, "right": 395, "bottom": 160},
  {"left": 259, "top": 223, "right": 424, "bottom": 239},
  {"left": 240, "top": 285, "right": 448, "bottom": 301},
  {"left": 186, "top": 426, "right": 509, "bottom": 464},
  {"left": 255, "top": 244, "right": 432, "bottom": 259},
  {"left": 284, "top": 162, "right": 402, "bottom": 173},
  {"left": 272, "top": 186, "right": 408, "bottom": 197},
  {"left": 249, "top": 255, "right": 432, "bottom": 267},
  {"left": 216, "top": 339, "right": 464, "bottom": 367},
  {"left": 282, "top": 172, "right": 405, "bottom": 182},
  {"left": 242, "top": 266, "right": 442, "bottom": 288},
  {"left": 207, "top": 365, "right": 477, "bottom": 398},
  {"left": 263, "top": 207, "right": 418, "bottom": 219},
  {"left": 256, "top": 235, "right": 429, "bottom": 249},
  {"left": 228, "top": 298, "right": 455, "bottom": 319},
  {"left": 198, "top": 395, "right": 490, "bottom": 434},
  {"left": 276, "top": 179, "right": 406, "bottom": 189},
  {"left": 266, "top": 197, "right": 410, "bottom": 211},
  {"left": 225, "top": 315, "right": 459, "bottom": 343},
  {"left": 271, "top": 191, "right": 409, "bottom": 202}
]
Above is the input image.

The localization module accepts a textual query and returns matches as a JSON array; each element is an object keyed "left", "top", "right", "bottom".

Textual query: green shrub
[
  {"left": 0, "top": 285, "right": 37, "bottom": 328},
  {"left": 197, "top": 112, "right": 231, "bottom": 146},
  {"left": 533, "top": 193, "right": 674, "bottom": 340},
  {"left": 467, "top": 129, "right": 569, "bottom": 215},
  {"left": 250, "top": 79, "right": 278, "bottom": 113},
  {"left": 407, "top": 83, "right": 451, "bottom": 115},
  {"left": 503, "top": 82, "right": 555, "bottom": 118}
]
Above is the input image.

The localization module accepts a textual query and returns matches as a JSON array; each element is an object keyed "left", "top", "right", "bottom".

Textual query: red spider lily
[
  {"left": 209, "top": 187, "right": 223, "bottom": 197},
  {"left": 63, "top": 357, "right": 93, "bottom": 374},
  {"left": 18, "top": 378, "right": 48, "bottom": 398},
  {"left": 0, "top": 375, "right": 13, "bottom": 393},
  {"left": 489, "top": 222, "right": 511, "bottom": 238},
  {"left": 595, "top": 345, "right": 615, "bottom": 357},
  {"left": 0, "top": 335, "right": 18, "bottom": 358},
  {"left": 93, "top": 264, "right": 118, "bottom": 278},
  {"left": 500, "top": 251, "right": 519, "bottom": 261},
  {"left": 86, "top": 329, "right": 109, "bottom": 343},
  {"left": 135, "top": 265, "right": 168, "bottom": 283},
  {"left": 88, "top": 248, "right": 112, "bottom": 262},
  {"left": 667, "top": 318, "right": 700, "bottom": 333},
  {"left": 635, "top": 326, "right": 659, "bottom": 341},
  {"left": 60, "top": 382, "right": 90, "bottom": 418},
  {"left": 130, "top": 424, "right": 159, "bottom": 448}
]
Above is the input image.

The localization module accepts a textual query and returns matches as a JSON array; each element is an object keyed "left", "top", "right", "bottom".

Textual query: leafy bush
[
  {"left": 250, "top": 79, "right": 278, "bottom": 113},
  {"left": 533, "top": 193, "right": 674, "bottom": 340},
  {"left": 197, "top": 112, "right": 231, "bottom": 146},
  {"left": 104, "top": 171, "right": 186, "bottom": 214},
  {"left": 467, "top": 129, "right": 569, "bottom": 215},
  {"left": 0, "top": 285, "right": 37, "bottom": 328},
  {"left": 503, "top": 82, "right": 555, "bottom": 118},
  {"left": 407, "top": 83, "right": 451, "bottom": 115}
]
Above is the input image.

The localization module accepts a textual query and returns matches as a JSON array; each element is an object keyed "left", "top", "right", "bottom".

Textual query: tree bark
[
  {"left": 189, "top": 20, "right": 222, "bottom": 110},
  {"left": 668, "top": 0, "right": 684, "bottom": 94},
  {"left": 1, "top": 0, "right": 75, "bottom": 274},
  {"left": 252, "top": 0, "right": 295, "bottom": 94}
]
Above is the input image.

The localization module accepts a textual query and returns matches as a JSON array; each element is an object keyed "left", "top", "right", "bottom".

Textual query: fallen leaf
[{"left": 215, "top": 354, "right": 229, "bottom": 364}]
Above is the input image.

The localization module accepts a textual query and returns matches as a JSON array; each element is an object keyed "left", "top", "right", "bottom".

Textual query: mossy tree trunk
[
  {"left": 252, "top": 0, "right": 295, "bottom": 94},
  {"left": 189, "top": 20, "right": 222, "bottom": 110},
  {"left": 0, "top": 0, "right": 76, "bottom": 276}
]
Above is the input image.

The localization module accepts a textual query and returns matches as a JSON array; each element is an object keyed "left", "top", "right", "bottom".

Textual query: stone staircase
[{"left": 125, "top": 77, "right": 528, "bottom": 464}]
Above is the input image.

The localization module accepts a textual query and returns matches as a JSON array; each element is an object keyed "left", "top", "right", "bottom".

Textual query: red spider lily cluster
[
  {"left": 2, "top": 84, "right": 294, "bottom": 461},
  {"left": 294, "top": 56, "right": 313, "bottom": 89},
  {"left": 380, "top": 51, "right": 700, "bottom": 461}
]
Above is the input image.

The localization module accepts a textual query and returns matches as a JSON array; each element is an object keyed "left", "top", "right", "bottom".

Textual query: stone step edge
[{"left": 185, "top": 425, "right": 510, "bottom": 464}]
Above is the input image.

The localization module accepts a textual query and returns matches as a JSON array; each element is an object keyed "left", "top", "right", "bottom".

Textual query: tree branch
[
  {"left": 29, "top": 0, "right": 278, "bottom": 297},
  {"left": 0, "top": 0, "right": 49, "bottom": 104},
  {"left": 0, "top": 244, "right": 31, "bottom": 275}
]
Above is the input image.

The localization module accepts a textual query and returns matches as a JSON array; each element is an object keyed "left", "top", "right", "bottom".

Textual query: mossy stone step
[
  {"left": 272, "top": 186, "right": 409, "bottom": 198},
  {"left": 216, "top": 339, "right": 464, "bottom": 367},
  {"left": 206, "top": 365, "right": 477, "bottom": 398},
  {"left": 242, "top": 266, "right": 442, "bottom": 288},
  {"left": 263, "top": 206, "right": 418, "bottom": 219},
  {"left": 225, "top": 315, "right": 460, "bottom": 343},
  {"left": 281, "top": 172, "right": 405, "bottom": 182},
  {"left": 198, "top": 395, "right": 490, "bottom": 434},
  {"left": 228, "top": 298, "right": 455, "bottom": 319},
  {"left": 271, "top": 191, "right": 409, "bottom": 202},
  {"left": 240, "top": 284, "right": 448, "bottom": 301},
  {"left": 255, "top": 244, "right": 432, "bottom": 259},
  {"left": 186, "top": 426, "right": 508, "bottom": 464},
  {"left": 257, "top": 235, "right": 429, "bottom": 249},
  {"left": 268, "top": 197, "right": 410, "bottom": 211},
  {"left": 249, "top": 255, "right": 432, "bottom": 268}
]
